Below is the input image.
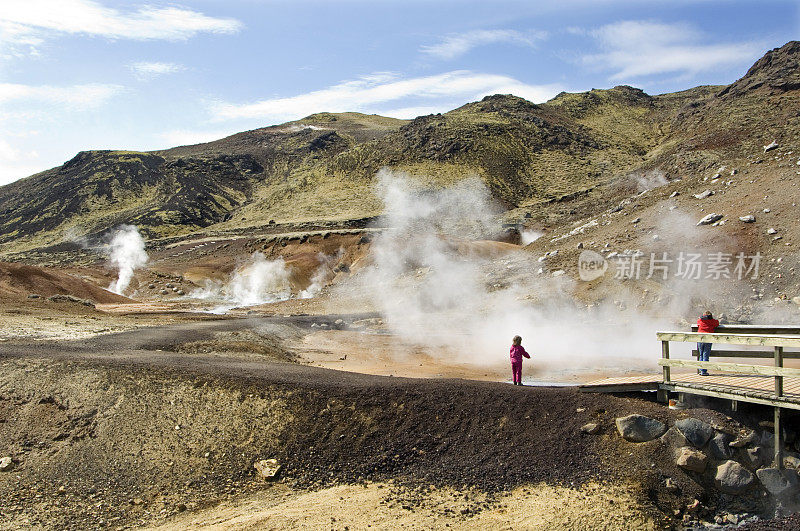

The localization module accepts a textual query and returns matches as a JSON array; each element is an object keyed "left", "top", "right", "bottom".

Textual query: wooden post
[
  {"left": 775, "top": 407, "right": 782, "bottom": 469},
  {"left": 657, "top": 340, "right": 670, "bottom": 403},
  {"left": 775, "top": 345, "right": 784, "bottom": 468},
  {"left": 774, "top": 346, "right": 784, "bottom": 397}
]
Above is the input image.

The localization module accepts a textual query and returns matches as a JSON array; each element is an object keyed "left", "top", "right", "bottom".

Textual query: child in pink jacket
[{"left": 510, "top": 335, "right": 531, "bottom": 386}]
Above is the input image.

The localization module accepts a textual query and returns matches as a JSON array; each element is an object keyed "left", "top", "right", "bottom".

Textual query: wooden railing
[{"left": 656, "top": 330, "right": 800, "bottom": 467}]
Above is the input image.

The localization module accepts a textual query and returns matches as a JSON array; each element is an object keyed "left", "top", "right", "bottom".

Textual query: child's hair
[
  {"left": 512, "top": 335, "right": 522, "bottom": 345},
  {"left": 703, "top": 310, "right": 713, "bottom": 318}
]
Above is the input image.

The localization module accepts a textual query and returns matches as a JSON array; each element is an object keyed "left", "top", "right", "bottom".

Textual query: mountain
[{"left": 0, "top": 41, "right": 798, "bottom": 254}]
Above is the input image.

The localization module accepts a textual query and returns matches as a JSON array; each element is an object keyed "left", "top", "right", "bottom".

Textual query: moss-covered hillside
[{"left": 0, "top": 41, "right": 798, "bottom": 253}]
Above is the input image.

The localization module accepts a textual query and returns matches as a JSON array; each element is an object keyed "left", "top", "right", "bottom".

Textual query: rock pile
[{"left": 608, "top": 413, "right": 800, "bottom": 520}]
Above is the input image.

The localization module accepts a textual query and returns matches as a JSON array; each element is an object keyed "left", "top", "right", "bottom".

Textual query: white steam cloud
[
  {"left": 338, "top": 170, "right": 679, "bottom": 378},
  {"left": 107, "top": 225, "right": 148, "bottom": 295},
  {"left": 193, "top": 253, "right": 293, "bottom": 310}
]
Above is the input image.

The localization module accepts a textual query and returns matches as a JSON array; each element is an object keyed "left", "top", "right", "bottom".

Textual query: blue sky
[{"left": 0, "top": 0, "right": 797, "bottom": 184}]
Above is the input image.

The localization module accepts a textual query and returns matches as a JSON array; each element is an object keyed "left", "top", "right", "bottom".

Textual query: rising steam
[
  {"left": 107, "top": 225, "right": 148, "bottom": 295},
  {"left": 337, "top": 169, "right": 682, "bottom": 376},
  {"left": 192, "top": 252, "right": 293, "bottom": 310}
]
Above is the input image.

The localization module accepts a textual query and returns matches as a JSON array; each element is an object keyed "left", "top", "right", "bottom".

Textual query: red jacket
[
  {"left": 510, "top": 345, "right": 531, "bottom": 362},
  {"left": 697, "top": 317, "right": 719, "bottom": 333}
]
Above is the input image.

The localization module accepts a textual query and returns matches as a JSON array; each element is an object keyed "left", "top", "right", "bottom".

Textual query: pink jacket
[{"left": 510, "top": 345, "right": 531, "bottom": 362}]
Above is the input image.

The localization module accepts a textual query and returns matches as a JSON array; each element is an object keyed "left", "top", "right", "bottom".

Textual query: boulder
[
  {"left": 0, "top": 457, "right": 12, "bottom": 472},
  {"left": 708, "top": 432, "right": 735, "bottom": 460},
  {"left": 739, "top": 215, "right": 756, "bottom": 223},
  {"left": 730, "top": 431, "right": 758, "bottom": 448},
  {"left": 615, "top": 414, "right": 667, "bottom": 442},
  {"left": 675, "top": 418, "right": 715, "bottom": 448},
  {"left": 697, "top": 213, "right": 723, "bottom": 226},
  {"left": 677, "top": 447, "right": 708, "bottom": 473},
  {"left": 745, "top": 446, "right": 768, "bottom": 470},
  {"left": 660, "top": 426, "right": 689, "bottom": 448},
  {"left": 756, "top": 468, "right": 796, "bottom": 497},
  {"left": 715, "top": 460, "right": 754, "bottom": 494},
  {"left": 254, "top": 459, "right": 281, "bottom": 480},
  {"left": 581, "top": 423, "right": 600, "bottom": 435}
]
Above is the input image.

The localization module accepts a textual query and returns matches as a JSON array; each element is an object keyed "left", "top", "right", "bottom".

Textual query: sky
[{"left": 0, "top": 0, "right": 797, "bottom": 184}]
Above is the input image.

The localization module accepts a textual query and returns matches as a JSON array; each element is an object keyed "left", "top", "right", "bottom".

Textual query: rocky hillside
[{"left": 0, "top": 42, "right": 798, "bottom": 254}]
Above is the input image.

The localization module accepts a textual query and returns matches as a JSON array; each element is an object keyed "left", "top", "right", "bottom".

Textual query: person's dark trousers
[{"left": 697, "top": 342, "right": 712, "bottom": 375}]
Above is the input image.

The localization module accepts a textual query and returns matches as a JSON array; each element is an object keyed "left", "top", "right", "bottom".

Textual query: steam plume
[
  {"left": 107, "top": 225, "right": 148, "bottom": 294},
  {"left": 337, "top": 170, "right": 680, "bottom": 376}
]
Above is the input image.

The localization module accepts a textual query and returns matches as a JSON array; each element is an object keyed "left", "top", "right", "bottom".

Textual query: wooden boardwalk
[{"left": 580, "top": 372, "right": 800, "bottom": 410}]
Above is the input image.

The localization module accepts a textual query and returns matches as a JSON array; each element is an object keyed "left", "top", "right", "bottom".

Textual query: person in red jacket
[
  {"left": 697, "top": 311, "right": 719, "bottom": 375},
  {"left": 510, "top": 335, "right": 531, "bottom": 385}
]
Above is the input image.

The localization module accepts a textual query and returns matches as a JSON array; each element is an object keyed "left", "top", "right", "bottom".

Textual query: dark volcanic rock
[
  {"left": 708, "top": 432, "right": 735, "bottom": 460},
  {"left": 615, "top": 414, "right": 666, "bottom": 442},
  {"left": 675, "top": 418, "right": 715, "bottom": 448}
]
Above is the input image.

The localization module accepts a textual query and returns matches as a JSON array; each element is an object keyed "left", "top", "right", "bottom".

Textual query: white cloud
[
  {"left": 421, "top": 29, "right": 547, "bottom": 60},
  {"left": 0, "top": 137, "right": 45, "bottom": 184},
  {"left": 159, "top": 129, "right": 236, "bottom": 147},
  {"left": 212, "top": 71, "right": 564, "bottom": 123},
  {"left": 584, "top": 20, "right": 764, "bottom": 80},
  {"left": 0, "top": 82, "right": 123, "bottom": 110},
  {"left": 0, "top": 0, "right": 241, "bottom": 61},
  {"left": 130, "top": 61, "right": 186, "bottom": 80}
]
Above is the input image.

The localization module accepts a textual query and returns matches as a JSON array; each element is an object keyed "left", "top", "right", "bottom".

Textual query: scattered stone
[
  {"left": 745, "top": 446, "right": 767, "bottom": 469},
  {"left": 27, "top": 294, "right": 40, "bottom": 299},
  {"left": 763, "top": 208, "right": 771, "bottom": 213},
  {"left": 670, "top": 191, "right": 679, "bottom": 198},
  {"left": 652, "top": 234, "right": 660, "bottom": 241},
  {"left": 739, "top": 215, "right": 756, "bottom": 223},
  {"left": 160, "top": 289, "right": 168, "bottom": 295},
  {"left": 177, "top": 290, "right": 185, "bottom": 296},
  {"left": 676, "top": 447, "right": 708, "bottom": 473},
  {"left": 764, "top": 140, "right": 779, "bottom": 153},
  {"left": 675, "top": 418, "right": 715, "bottom": 448},
  {"left": 715, "top": 460, "right": 754, "bottom": 494},
  {"left": 0, "top": 457, "right": 12, "bottom": 471},
  {"left": 697, "top": 213, "right": 723, "bottom": 226},
  {"left": 166, "top": 283, "right": 174, "bottom": 289},
  {"left": 660, "top": 426, "right": 690, "bottom": 448},
  {"left": 47, "top": 294, "right": 95, "bottom": 307},
  {"left": 551, "top": 270, "right": 565, "bottom": 277},
  {"left": 615, "top": 414, "right": 667, "bottom": 442},
  {"left": 756, "top": 468, "right": 795, "bottom": 497},
  {"left": 694, "top": 190, "right": 714, "bottom": 199},
  {"left": 631, "top": 217, "right": 641, "bottom": 224},
  {"left": 581, "top": 423, "right": 600, "bottom": 435},
  {"left": 576, "top": 242, "right": 583, "bottom": 249},
  {"left": 784, "top": 455, "right": 800, "bottom": 469},
  {"left": 148, "top": 284, "right": 155, "bottom": 289},
  {"left": 57, "top": 485, "right": 66, "bottom": 495},
  {"left": 708, "top": 432, "right": 735, "bottom": 460},
  {"left": 664, "top": 478, "right": 679, "bottom": 493},
  {"left": 767, "top": 228, "right": 778, "bottom": 235},
  {"left": 254, "top": 459, "right": 281, "bottom": 480}
]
